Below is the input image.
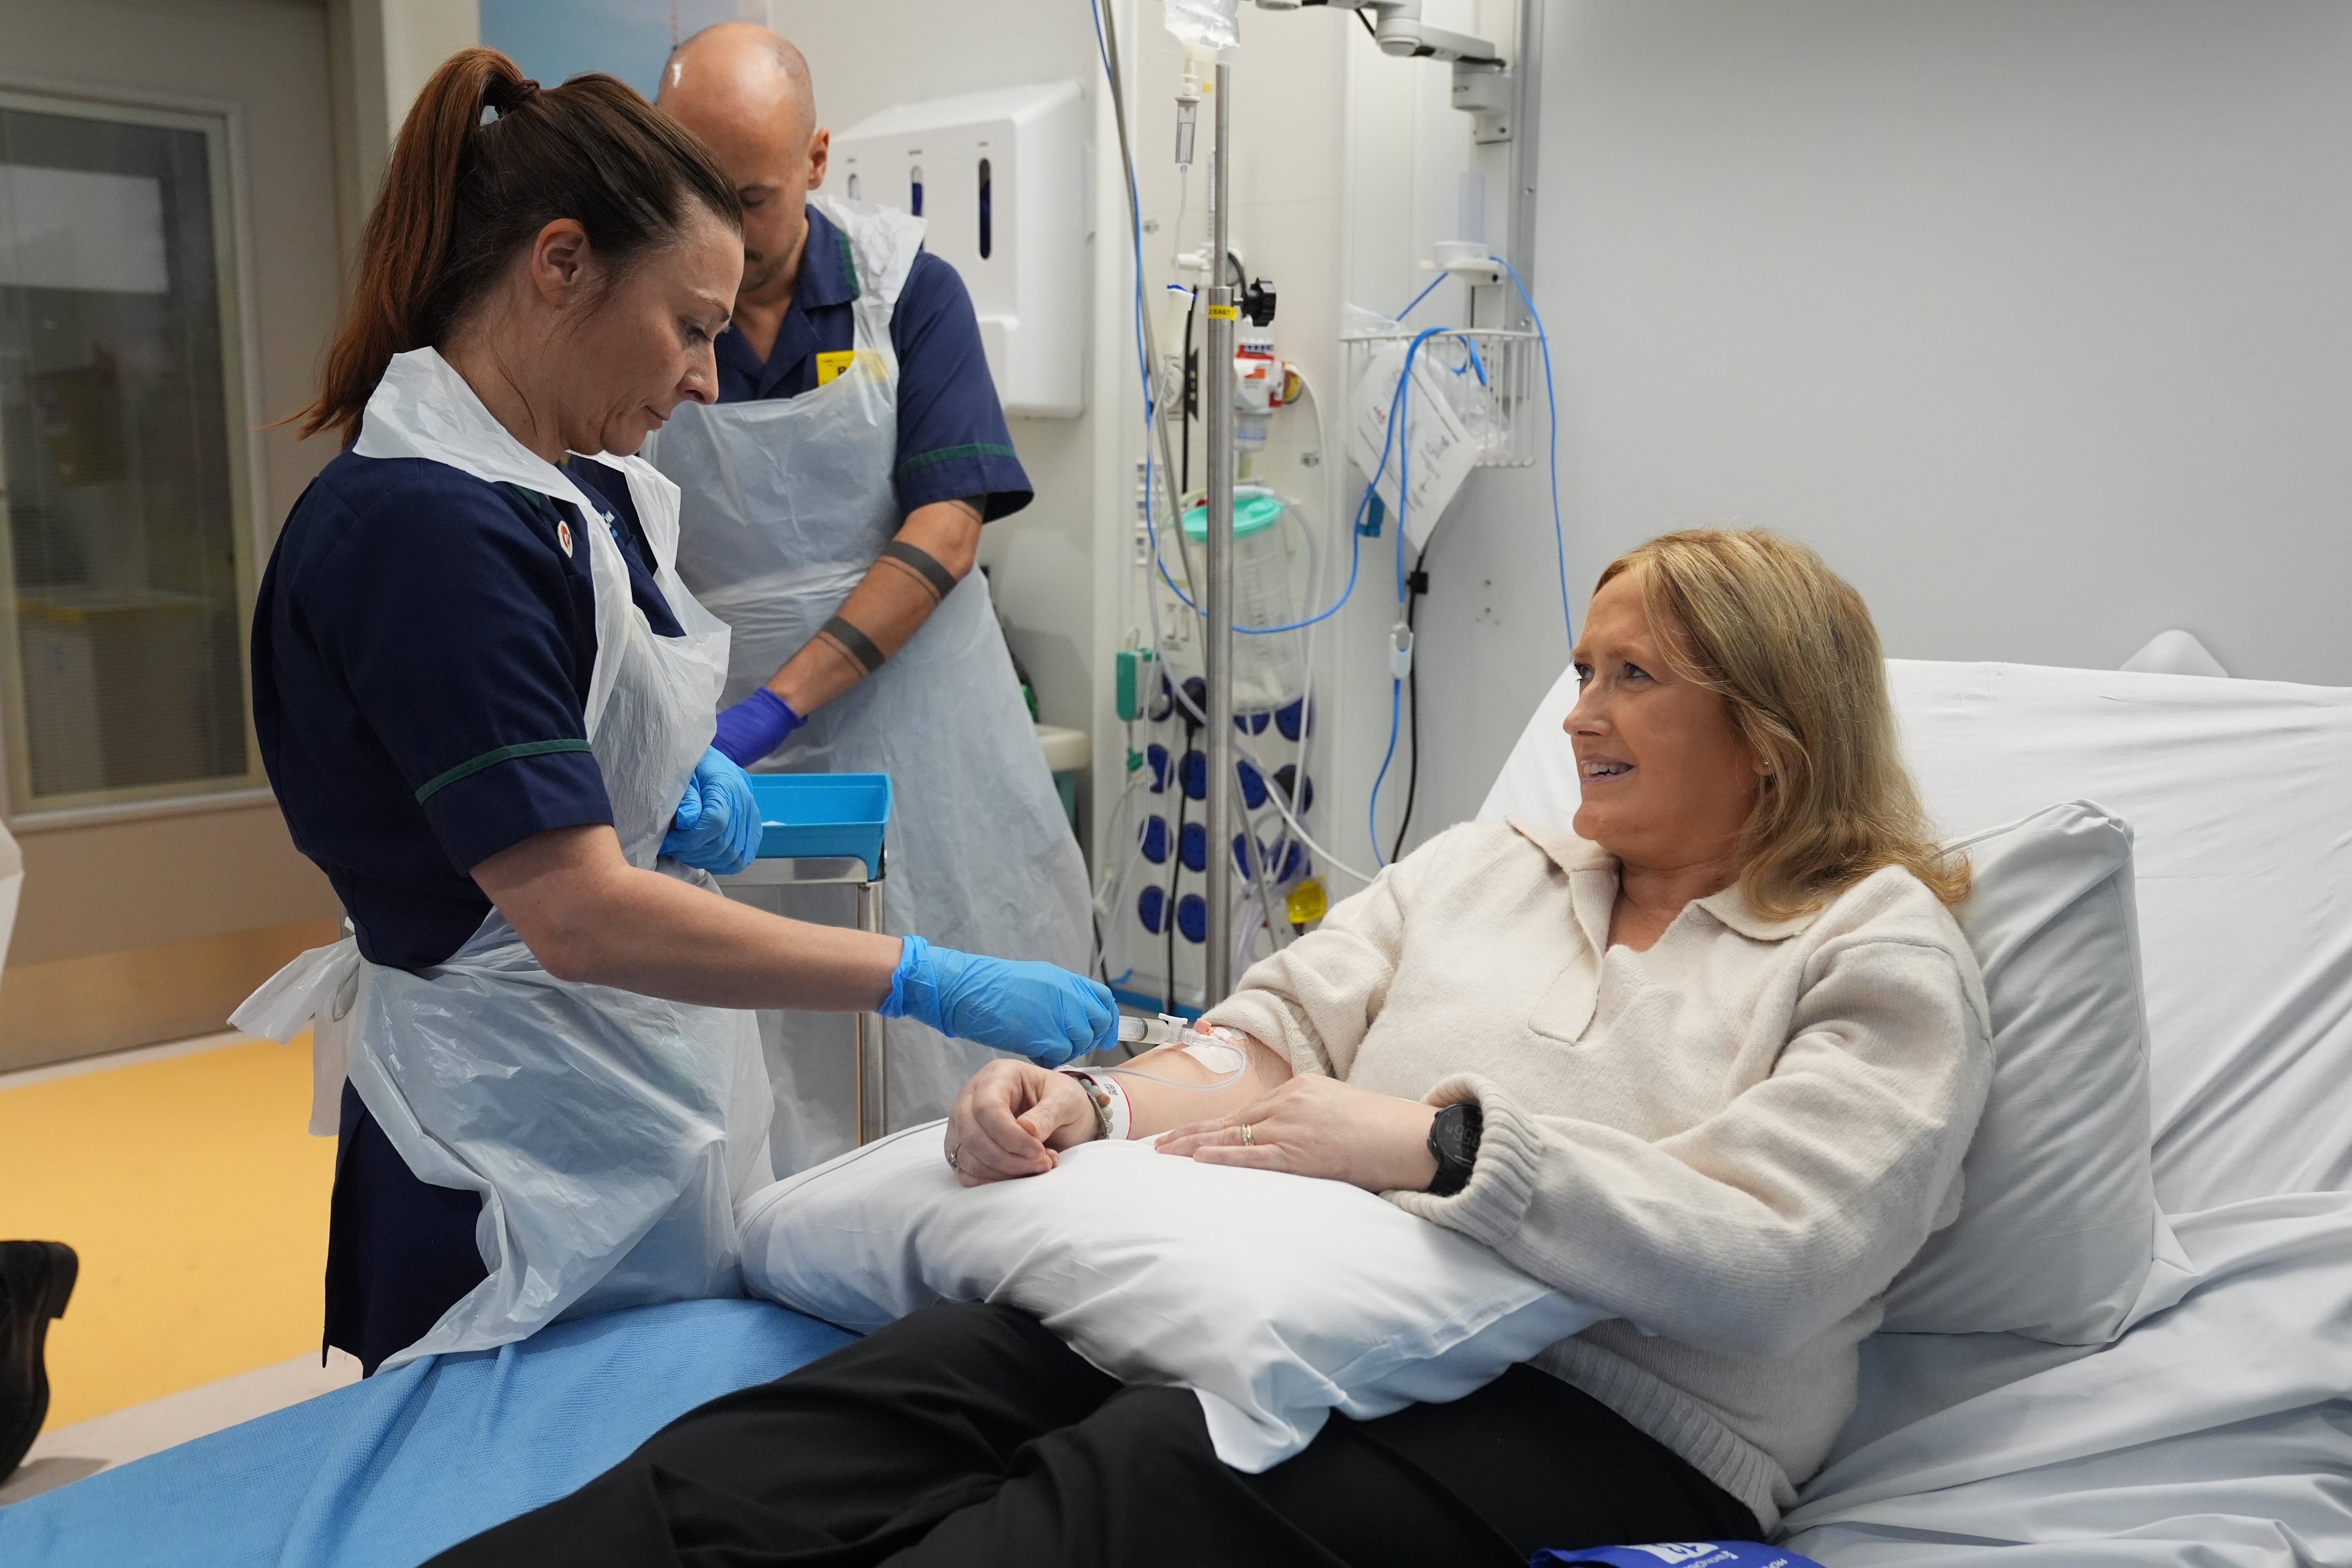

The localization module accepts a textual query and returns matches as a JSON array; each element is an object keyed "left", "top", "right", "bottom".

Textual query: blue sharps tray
[{"left": 747, "top": 773, "right": 892, "bottom": 879}]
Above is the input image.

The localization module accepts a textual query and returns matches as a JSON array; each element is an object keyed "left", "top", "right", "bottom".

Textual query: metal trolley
[{"left": 717, "top": 774, "right": 893, "bottom": 1146}]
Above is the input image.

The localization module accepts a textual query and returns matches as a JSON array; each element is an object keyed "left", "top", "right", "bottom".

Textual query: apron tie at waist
[{"left": 231, "top": 933, "right": 363, "bottom": 1137}]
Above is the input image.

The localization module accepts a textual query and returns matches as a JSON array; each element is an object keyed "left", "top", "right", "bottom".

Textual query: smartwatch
[{"left": 1425, "top": 1101, "right": 1483, "bottom": 1197}]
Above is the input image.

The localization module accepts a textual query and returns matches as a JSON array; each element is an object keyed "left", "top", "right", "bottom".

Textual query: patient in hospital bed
[{"left": 435, "top": 528, "right": 1992, "bottom": 1568}]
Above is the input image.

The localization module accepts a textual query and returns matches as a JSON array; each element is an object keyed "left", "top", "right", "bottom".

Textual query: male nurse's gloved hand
[
  {"left": 661, "top": 747, "right": 764, "bottom": 877},
  {"left": 713, "top": 688, "right": 805, "bottom": 767},
  {"left": 882, "top": 935, "right": 1117, "bottom": 1068}
]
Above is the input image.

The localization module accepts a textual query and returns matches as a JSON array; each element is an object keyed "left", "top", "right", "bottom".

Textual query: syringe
[
  {"left": 1107, "top": 1013, "right": 1249, "bottom": 1088},
  {"left": 1114, "top": 1012, "right": 1194, "bottom": 1049}
]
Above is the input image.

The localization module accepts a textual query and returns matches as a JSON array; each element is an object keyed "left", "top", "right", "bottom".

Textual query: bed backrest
[{"left": 1478, "top": 658, "right": 2352, "bottom": 1211}]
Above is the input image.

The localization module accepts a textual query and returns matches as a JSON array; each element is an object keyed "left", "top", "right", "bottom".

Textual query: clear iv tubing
[
  {"left": 1104, "top": 1014, "right": 1252, "bottom": 1090},
  {"left": 1144, "top": 322, "right": 1475, "bottom": 635}
]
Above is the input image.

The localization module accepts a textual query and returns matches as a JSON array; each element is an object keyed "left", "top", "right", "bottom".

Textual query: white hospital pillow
[
  {"left": 737, "top": 1126, "right": 1606, "bottom": 1471},
  {"left": 1880, "top": 799, "right": 2190, "bottom": 1343}
]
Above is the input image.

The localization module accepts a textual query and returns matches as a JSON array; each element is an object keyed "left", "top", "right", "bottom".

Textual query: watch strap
[{"left": 1425, "top": 1101, "right": 1483, "bottom": 1197}]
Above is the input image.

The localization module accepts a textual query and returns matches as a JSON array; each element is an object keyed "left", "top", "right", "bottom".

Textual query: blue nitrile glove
[
  {"left": 880, "top": 935, "right": 1118, "bottom": 1067},
  {"left": 713, "top": 688, "right": 805, "bottom": 766},
  {"left": 661, "top": 747, "right": 763, "bottom": 876}
]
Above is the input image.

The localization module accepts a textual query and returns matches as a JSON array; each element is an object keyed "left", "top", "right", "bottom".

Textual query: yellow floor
[{"left": 0, "top": 1036, "right": 334, "bottom": 1428}]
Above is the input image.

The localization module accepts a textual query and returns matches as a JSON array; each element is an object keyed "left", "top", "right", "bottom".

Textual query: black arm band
[
  {"left": 879, "top": 539, "right": 958, "bottom": 602},
  {"left": 821, "top": 615, "right": 887, "bottom": 675}
]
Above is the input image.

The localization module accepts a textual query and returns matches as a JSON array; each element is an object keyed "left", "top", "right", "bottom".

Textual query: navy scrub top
[
  {"left": 255, "top": 454, "right": 679, "bottom": 974},
  {"left": 716, "top": 203, "right": 1034, "bottom": 521},
  {"left": 254, "top": 449, "right": 684, "bottom": 1374}
]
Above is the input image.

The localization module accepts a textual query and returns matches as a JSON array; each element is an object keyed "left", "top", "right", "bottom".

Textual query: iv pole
[
  {"left": 1136, "top": 1, "right": 1518, "bottom": 1007},
  {"left": 1202, "top": 60, "right": 1238, "bottom": 1000}
]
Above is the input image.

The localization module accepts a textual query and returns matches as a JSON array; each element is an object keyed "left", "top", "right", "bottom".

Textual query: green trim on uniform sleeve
[
  {"left": 415, "top": 739, "right": 595, "bottom": 804},
  {"left": 837, "top": 225, "right": 861, "bottom": 301},
  {"left": 894, "top": 442, "right": 1020, "bottom": 477}
]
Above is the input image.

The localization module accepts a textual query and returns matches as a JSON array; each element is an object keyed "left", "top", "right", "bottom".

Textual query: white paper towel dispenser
[{"left": 833, "top": 80, "right": 1087, "bottom": 419}]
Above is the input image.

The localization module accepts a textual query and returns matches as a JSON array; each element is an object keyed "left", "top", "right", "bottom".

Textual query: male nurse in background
[{"left": 651, "top": 23, "right": 1094, "bottom": 1173}]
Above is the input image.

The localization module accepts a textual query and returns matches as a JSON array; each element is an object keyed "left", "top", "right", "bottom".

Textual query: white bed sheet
[
  {"left": 1784, "top": 1192, "right": 2352, "bottom": 1566},
  {"left": 1480, "top": 658, "right": 2352, "bottom": 1564}
]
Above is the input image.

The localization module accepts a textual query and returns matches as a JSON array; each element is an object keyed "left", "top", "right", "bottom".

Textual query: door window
[{"left": 0, "top": 89, "right": 260, "bottom": 818}]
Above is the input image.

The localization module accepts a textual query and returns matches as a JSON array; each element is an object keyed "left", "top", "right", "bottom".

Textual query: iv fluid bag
[{"left": 1164, "top": 0, "right": 1240, "bottom": 51}]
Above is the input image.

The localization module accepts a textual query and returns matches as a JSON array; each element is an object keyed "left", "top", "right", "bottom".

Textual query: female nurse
[{"left": 237, "top": 49, "right": 1115, "bottom": 1377}]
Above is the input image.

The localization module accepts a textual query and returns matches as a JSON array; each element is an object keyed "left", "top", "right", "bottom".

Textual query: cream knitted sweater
[{"left": 1203, "top": 818, "right": 1991, "bottom": 1528}]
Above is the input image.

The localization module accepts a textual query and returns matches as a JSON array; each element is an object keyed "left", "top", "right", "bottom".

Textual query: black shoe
[{"left": 0, "top": 1241, "right": 78, "bottom": 1482}]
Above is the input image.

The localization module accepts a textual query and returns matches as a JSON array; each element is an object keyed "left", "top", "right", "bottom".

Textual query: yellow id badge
[{"left": 815, "top": 350, "right": 857, "bottom": 387}]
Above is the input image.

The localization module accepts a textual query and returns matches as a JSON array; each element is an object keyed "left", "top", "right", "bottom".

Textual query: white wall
[
  {"left": 328, "top": 0, "right": 481, "bottom": 255},
  {"left": 1402, "top": 0, "right": 2352, "bottom": 840},
  {"left": 1325, "top": 1, "right": 1519, "bottom": 875}
]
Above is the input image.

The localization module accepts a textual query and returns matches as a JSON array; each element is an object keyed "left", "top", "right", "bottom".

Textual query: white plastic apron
[
  {"left": 234, "top": 349, "right": 772, "bottom": 1369},
  {"left": 649, "top": 194, "right": 1090, "bottom": 1174}
]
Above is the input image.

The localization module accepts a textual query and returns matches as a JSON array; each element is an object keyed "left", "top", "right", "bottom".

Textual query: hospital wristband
[{"left": 1059, "top": 1068, "right": 1131, "bottom": 1143}]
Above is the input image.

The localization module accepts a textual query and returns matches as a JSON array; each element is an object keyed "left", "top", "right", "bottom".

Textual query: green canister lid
[{"left": 1181, "top": 489, "right": 1285, "bottom": 542}]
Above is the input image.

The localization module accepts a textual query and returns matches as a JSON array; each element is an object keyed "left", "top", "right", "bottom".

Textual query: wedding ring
[
  {"left": 1240, "top": 1123, "right": 1256, "bottom": 1147},
  {"left": 947, "top": 1145, "right": 961, "bottom": 1170}
]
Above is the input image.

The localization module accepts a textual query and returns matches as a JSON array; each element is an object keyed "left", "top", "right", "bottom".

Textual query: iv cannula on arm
[{"left": 1109, "top": 1014, "right": 1250, "bottom": 1090}]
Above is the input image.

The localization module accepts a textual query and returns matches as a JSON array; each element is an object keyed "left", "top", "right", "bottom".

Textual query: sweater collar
[
  {"left": 1504, "top": 817, "right": 1823, "bottom": 944},
  {"left": 1691, "top": 884, "right": 1822, "bottom": 941}
]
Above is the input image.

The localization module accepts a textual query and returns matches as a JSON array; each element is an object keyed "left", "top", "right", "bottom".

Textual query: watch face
[{"left": 1435, "top": 1106, "right": 1471, "bottom": 1161}]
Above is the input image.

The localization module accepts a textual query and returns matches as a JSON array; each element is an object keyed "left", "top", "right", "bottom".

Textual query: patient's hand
[
  {"left": 945, "top": 1060, "right": 1099, "bottom": 1187},
  {"left": 1156, "top": 1074, "right": 1441, "bottom": 1194}
]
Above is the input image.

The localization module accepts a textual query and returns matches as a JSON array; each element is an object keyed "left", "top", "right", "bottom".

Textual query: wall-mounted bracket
[
  {"left": 1276, "top": 1, "right": 1503, "bottom": 67},
  {"left": 1451, "top": 59, "right": 1513, "bottom": 145}
]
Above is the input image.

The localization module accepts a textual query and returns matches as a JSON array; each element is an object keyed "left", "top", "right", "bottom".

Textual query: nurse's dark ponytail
[{"left": 294, "top": 47, "right": 741, "bottom": 444}]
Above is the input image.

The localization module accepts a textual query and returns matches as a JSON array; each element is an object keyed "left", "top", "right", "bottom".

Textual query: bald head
[
  {"left": 661, "top": 22, "right": 815, "bottom": 141},
  {"left": 658, "top": 22, "right": 828, "bottom": 310}
]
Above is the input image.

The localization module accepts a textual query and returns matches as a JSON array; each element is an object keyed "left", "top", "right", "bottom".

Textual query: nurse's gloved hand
[
  {"left": 881, "top": 935, "right": 1117, "bottom": 1068},
  {"left": 661, "top": 748, "right": 764, "bottom": 876},
  {"left": 713, "top": 688, "right": 804, "bottom": 767}
]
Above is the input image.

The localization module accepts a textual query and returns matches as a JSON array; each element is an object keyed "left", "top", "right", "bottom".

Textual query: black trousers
[
  {"left": 432, "top": 1301, "right": 1759, "bottom": 1568},
  {"left": 325, "top": 1081, "right": 487, "bottom": 1375}
]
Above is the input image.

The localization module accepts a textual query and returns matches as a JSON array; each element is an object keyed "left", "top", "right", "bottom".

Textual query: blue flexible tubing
[
  {"left": 1153, "top": 324, "right": 1474, "bottom": 634},
  {"left": 1393, "top": 270, "right": 1447, "bottom": 324},
  {"left": 1491, "top": 254, "right": 1575, "bottom": 647},
  {"left": 1365, "top": 677, "right": 1404, "bottom": 870}
]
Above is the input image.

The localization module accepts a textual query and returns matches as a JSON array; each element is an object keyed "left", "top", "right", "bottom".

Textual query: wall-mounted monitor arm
[
  {"left": 1260, "top": 0, "right": 1510, "bottom": 135},
  {"left": 1264, "top": 0, "right": 1501, "bottom": 63}
]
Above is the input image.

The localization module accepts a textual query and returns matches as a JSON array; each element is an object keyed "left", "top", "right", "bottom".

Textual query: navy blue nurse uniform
[
  {"left": 715, "top": 203, "right": 1035, "bottom": 521},
  {"left": 252, "top": 454, "right": 677, "bottom": 1374}
]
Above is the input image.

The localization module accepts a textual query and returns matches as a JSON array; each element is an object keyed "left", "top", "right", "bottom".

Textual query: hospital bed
[{"left": 4, "top": 657, "right": 2347, "bottom": 1566}]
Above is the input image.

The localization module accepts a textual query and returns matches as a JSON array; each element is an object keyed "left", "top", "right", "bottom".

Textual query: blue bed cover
[{"left": 0, "top": 1299, "right": 853, "bottom": 1567}]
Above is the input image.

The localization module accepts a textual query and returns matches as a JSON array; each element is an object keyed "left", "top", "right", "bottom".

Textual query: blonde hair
[{"left": 1597, "top": 528, "right": 1969, "bottom": 918}]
